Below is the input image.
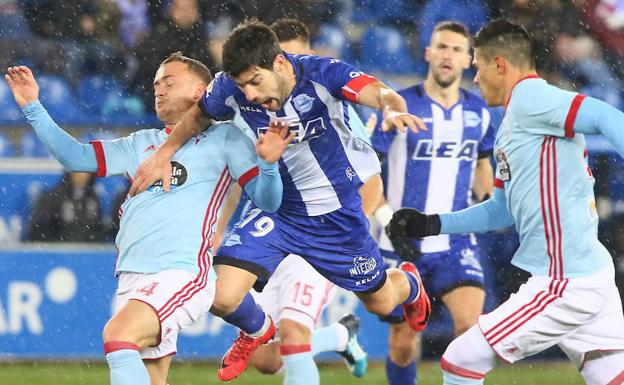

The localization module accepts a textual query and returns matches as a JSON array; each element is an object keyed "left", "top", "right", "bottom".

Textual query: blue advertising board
[{"left": 0, "top": 247, "right": 393, "bottom": 360}]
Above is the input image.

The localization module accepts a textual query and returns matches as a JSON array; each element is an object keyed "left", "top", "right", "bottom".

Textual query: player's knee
[
  {"left": 102, "top": 318, "right": 127, "bottom": 344},
  {"left": 252, "top": 345, "right": 283, "bottom": 374},
  {"left": 254, "top": 359, "right": 282, "bottom": 375},
  {"left": 279, "top": 319, "right": 312, "bottom": 346},
  {"left": 211, "top": 290, "right": 244, "bottom": 316}
]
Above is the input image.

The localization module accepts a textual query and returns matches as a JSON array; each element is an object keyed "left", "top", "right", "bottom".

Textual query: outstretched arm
[
  {"left": 386, "top": 186, "right": 514, "bottom": 239},
  {"left": 574, "top": 96, "right": 624, "bottom": 157},
  {"left": 5, "top": 66, "right": 97, "bottom": 172},
  {"left": 439, "top": 186, "right": 514, "bottom": 234},
  {"left": 356, "top": 81, "right": 427, "bottom": 134}
]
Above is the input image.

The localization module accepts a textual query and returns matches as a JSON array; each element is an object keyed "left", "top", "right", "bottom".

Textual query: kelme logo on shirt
[
  {"left": 292, "top": 94, "right": 315, "bottom": 114},
  {"left": 148, "top": 161, "right": 188, "bottom": 192}
]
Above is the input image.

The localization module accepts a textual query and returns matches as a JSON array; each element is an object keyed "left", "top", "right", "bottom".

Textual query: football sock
[
  {"left": 386, "top": 357, "right": 416, "bottom": 385},
  {"left": 403, "top": 271, "right": 421, "bottom": 304},
  {"left": 311, "top": 323, "right": 348, "bottom": 355},
  {"left": 280, "top": 345, "right": 319, "bottom": 385},
  {"left": 104, "top": 342, "right": 149, "bottom": 385},
  {"left": 222, "top": 292, "right": 266, "bottom": 335}
]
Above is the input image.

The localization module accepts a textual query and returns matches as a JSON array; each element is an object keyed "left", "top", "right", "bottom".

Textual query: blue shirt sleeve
[
  {"left": 306, "top": 55, "right": 377, "bottom": 102},
  {"left": 574, "top": 96, "right": 624, "bottom": 158},
  {"left": 21, "top": 100, "right": 97, "bottom": 173},
  {"left": 198, "top": 72, "right": 237, "bottom": 121},
  {"left": 224, "top": 125, "right": 282, "bottom": 212},
  {"left": 439, "top": 187, "right": 514, "bottom": 234}
]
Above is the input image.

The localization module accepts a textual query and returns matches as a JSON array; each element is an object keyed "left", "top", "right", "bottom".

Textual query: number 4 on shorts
[{"left": 137, "top": 282, "right": 159, "bottom": 296}]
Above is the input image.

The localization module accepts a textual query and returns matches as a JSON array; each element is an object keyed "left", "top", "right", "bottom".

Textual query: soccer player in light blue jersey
[
  {"left": 371, "top": 21, "right": 494, "bottom": 385},
  {"left": 387, "top": 19, "right": 624, "bottom": 385},
  {"left": 129, "top": 20, "right": 431, "bottom": 382},
  {"left": 5, "top": 52, "right": 293, "bottom": 385}
]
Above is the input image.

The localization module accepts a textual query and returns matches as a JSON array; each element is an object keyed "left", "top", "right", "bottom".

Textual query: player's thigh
[
  {"left": 558, "top": 278, "right": 624, "bottom": 368},
  {"left": 104, "top": 299, "right": 160, "bottom": 347},
  {"left": 479, "top": 268, "right": 615, "bottom": 363},
  {"left": 108, "top": 270, "right": 215, "bottom": 354},
  {"left": 259, "top": 255, "right": 336, "bottom": 331},
  {"left": 442, "top": 286, "right": 485, "bottom": 335},
  {"left": 216, "top": 207, "right": 286, "bottom": 288},
  {"left": 144, "top": 355, "right": 173, "bottom": 385},
  {"left": 279, "top": 318, "right": 312, "bottom": 345}
]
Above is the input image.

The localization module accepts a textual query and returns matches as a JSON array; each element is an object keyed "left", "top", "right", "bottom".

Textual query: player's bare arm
[
  {"left": 129, "top": 103, "right": 211, "bottom": 196},
  {"left": 5, "top": 66, "right": 39, "bottom": 107},
  {"left": 356, "top": 81, "right": 427, "bottom": 133}
]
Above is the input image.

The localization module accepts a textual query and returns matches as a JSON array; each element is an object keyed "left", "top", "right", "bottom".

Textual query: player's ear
[
  {"left": 194, "top": 82, "right": 207, "bottom": 100},
  {"left": 424, "top": 46, "right": 431, "bottom": 63},
  {"left": 273, "top": 53, "right": 287, "bottom": 72},
  {"left": 494, "top": 56, "right": 506, "bottom": 75}
]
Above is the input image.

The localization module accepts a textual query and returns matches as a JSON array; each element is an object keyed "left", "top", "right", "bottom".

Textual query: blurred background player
[
  {"left": 211, "top": 18, "right": 379, "bottom": 385},
  {"left": 129, "top": 19, "right": 431, "bottom": 382},
  {"left": 5, "top": 51, "right": 291, "bottom": 385},
  {"left": 27, "top": 171, "right": 106, "bottom": 242},
  {"left": 387, "top": 18, "right": 624, "bottom": 385},
  {"left": 371, "top": 21, "right": 495, "bottom": 385}
]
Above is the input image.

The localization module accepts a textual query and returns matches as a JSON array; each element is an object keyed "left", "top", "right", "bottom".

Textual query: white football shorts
[{"left": 114, "top": 269, "right": 216, "bottom": 360}]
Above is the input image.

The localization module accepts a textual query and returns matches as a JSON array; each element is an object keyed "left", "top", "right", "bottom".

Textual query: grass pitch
[{"left": 0, "top": 360, "right": 583, "bottom": 385}]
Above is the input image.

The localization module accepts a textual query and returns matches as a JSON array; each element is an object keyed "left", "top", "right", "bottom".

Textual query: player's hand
[
  {"left": 5, "top": 66, "right": 39, "bottom": 107},
  {"left": 385, "top": 208, "right": 441, "bottom": 239},
  {"left": 390, "top": 236, "right": 421, "bottom": 263},
  {"left": 381, "top": 110, "right": 427, "bottom": 133},
  {"left": 129, "top": 149, "right": 173, "bottom": 196},
  {"left": 255, "top": 120, "right": 296, "bottom": 163}
]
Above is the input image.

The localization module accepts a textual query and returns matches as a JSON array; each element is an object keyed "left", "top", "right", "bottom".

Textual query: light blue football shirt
[
  {"left": 495, "top": 76, "right": 611, "bottom": 278},
  {"left": 93, "top": 123, "right": 264, "bottom": 278}
]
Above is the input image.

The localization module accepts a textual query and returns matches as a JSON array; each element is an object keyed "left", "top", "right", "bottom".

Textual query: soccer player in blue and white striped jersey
[
  {"left": 130, "top": 20, "right": 432, "bottom": 381},
  {"left": 371, "top": 21, "right": 495, "bottom": 385}
]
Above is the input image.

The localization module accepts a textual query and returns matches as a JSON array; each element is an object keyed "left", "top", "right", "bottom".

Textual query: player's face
[
  {"left": 153, "top": 62, "right": 205, "bottom": 125},
  {"left": 233, "top": 65, "right": 289, "bottom": 111},
  {"left": 425, "top": 30, "right": 471, "bottom": 89},
  {"left": 473, "top": 48, "right": 505, "bottom": 107}
]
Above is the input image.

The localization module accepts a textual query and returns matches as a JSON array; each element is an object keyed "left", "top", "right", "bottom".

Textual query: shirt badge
[
  {"left": 496, "top": 149, "right": 511, "bottom": 181},
  {"left": 292, "top": 94, "right": 314, "bottom": 114}
]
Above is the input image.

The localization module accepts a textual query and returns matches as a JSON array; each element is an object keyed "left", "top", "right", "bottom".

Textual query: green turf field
[{"left": 0, "top": 360, "right": 584, "bottom": 385}]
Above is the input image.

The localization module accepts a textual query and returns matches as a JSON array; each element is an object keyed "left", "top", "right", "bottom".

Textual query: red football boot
[
  {"left": 217, "top": 317, "right": 276, "bottom": 381},
  {"left": 399, "top": 262, "right": 431, "bottom": 332}
]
